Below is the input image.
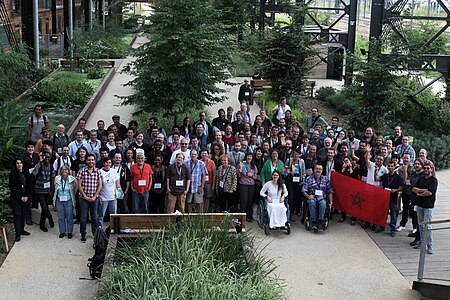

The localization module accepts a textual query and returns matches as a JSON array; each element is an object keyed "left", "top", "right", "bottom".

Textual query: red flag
[{"left": 330, "top": 171, "right": 390, "bottom": 227}]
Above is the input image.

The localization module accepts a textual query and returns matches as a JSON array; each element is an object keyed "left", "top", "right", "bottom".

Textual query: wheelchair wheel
[
  {"left": 264, "top": 224, "right": 269, "bottom": 235},
  {"left": 286, "top": 224, "right": 291, "bottom": 235},
  {"left": 257, "top": 201, "right": 264, "bottom": 229}
]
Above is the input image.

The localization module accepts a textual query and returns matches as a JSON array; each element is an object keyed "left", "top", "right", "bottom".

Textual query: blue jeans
[
  {"left": 389, "top": 199, "right": 397, "bottom": 231},
  {"left": 132, "top": 191, "right": 149, "bottom": 213},
  {"left": 307, "top": 198, "right": 326, "bottom": 222},
  {"left": 55, "top": 198, "right": 74, "bottom": 234},
  {"left": 98, "top": 200, "right": 117, "bottom": 227},
  {"left": 417, "top": 206, "right": 434, "bottom": 249},
  {"left": 80, "top": 197, "right": 99, "bottom": 238}
]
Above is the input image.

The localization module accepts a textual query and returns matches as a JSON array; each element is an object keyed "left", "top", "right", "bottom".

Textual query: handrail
[{"left": 420, "top": 218, "right": 450, "bottom": 225}]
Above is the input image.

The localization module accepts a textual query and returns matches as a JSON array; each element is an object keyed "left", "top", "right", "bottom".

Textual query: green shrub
[
  {"left": 315, "top": 86, "right": 336, "bottom": 102},
  {"left": 258, "top": 93, "right": 304, "bottom": 123},
  {"left": 0, "top": 172, "right": 12, "bottom": 226},
  {"left": 30, "top": 73, "right": 94, "bottom": 106},
  {"left": 86, "top": 66, "right": 104, "bottom": 79},
  {"left": 96, "top": 219, "right": 284, "bottom": 299}
]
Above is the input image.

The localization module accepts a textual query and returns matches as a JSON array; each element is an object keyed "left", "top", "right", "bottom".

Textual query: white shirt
[
  {"left": 366, "top": 161, "right": 388, "bottom": 187},
  {"left": 276, "top": 104, "right": 291, "bottom": 120},
  {"left": 169, "top": 149, "right": 191, "bottom": 165},
  {"left": 99, "top": 168, "right": 119, "bottom": 201}
]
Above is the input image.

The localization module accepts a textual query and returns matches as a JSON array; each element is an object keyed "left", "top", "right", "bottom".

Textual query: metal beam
[{"left": 344, "top": 0, "right": 357, "bottom": 85}]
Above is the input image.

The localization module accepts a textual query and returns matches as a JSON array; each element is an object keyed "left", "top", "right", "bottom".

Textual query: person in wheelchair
[
  {"left": 260, "top": 170, "right": 288, "bottom": 229},
  {"left": 302, "top": 165, "right": 334, "bottom": 231}
]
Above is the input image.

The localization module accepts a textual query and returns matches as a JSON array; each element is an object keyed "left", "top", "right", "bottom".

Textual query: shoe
[
  {"left": 374, "top": 227, "right": 384, "bottom": 233},
  {"left": 59, "top": 233, "right": 66, "bottom": 238},
  {"left": 413, "top": 243, "right": 422, "bottom": 249},
  {"left": 21, "top": 230, "right": 30, "bottom": 236},
  {"left": 49, "top": 220, "right": 55, "bottom": 228},
  {"left": 338, "top": 217, "right": 346, "bottom": 223},
  {"left": 81, "top": 236, "right": 86, "bottom": 242},
  {"left": 362, "top": 223, "right": 370, "bottom": 229},
  {"left": 390, "top": 231, "right": 396, "bottom": 237},
  {"left": 26, "top": 219, "right": 33, "bottom": 225},
  {"left": 73, "top": 220, "right": 79, "bottom": 225},
  {"left": 396, "top": 226, "right": 405, "bottom": 232},
  {"left": 246, "top": 218, "right": 253, "bottom": 223},
  {"left": 68, "top": 233, "right": 73, "bottom": 239},
  {"left": 427, "top": 247, "right": 434, "bottom": 255},
  {"left": 350, "top": 220, "right": 356, "bottom": 226},
  {"left": 317, "top": 222, "right": 324, "bottom": 232},
  {"left": 371, "top": 225, "right": 377, "bottom": 231},
  {"left": 40, "top": 226, "right": 48, "bottom": 232},
  {"left": 311, "top": 222, "right": 318, "bottom": 231},
  {"left": 410, "top": 238, "right": 420, "bottom": 246},
  {"left": 412, "top": 228, "right": 417, "bottom": 234},
  {"left": 408, "top": 232, "right": 418, "bottom": 238},
  {"left": 15, "top": 235, "right": 20, "bottom": 242}
]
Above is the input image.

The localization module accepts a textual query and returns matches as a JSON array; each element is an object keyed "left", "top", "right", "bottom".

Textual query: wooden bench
[
  {"left": 251, "top": 79, "right": 271, "bottom": 91},
  {"left": 109, "top": 213, "right": 246, "bottom": 235},
  {"left": 60, "top": 59, "right": 115, "bottom": 68}
]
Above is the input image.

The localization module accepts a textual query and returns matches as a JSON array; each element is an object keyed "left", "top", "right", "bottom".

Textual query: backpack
[
  {"left": 56, "top": 156, "right": 73, "bottom": 173},
  {"left": 87, "top": 227, "right": 109, "bottom": 279},
  {"left": 30, "top": 115, "right": 48, "bottom": 128}
]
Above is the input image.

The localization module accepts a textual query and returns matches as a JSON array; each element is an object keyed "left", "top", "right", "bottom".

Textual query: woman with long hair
[
  {"left": 211, "top": 144, "right": 224, "bottom": 170},
  {"left": 9, "top": 158, "right": 33, "bottom": 242},
  {"left": 260, "top": 170, "right": 288, "bottom": 229},
  {"left": 53, "top": 165, "right": 78, "bottom": 238},
  {"left": 260, "top": 149, "right": 284, "bottom": 184},
  {"left": 179, "top": 117, "right": 192, "bottom": 141},
  {"left": 239, "top": 153, "right": 258, "bottom": 222}
]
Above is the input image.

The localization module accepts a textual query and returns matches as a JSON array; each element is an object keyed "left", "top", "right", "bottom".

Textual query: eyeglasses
[{"left": 424, "top": 167, "right": 431, "bottom": 170}]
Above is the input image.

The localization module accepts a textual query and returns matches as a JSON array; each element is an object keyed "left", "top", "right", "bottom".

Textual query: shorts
[
  {"left": 204, "top": 183, "right": 214, "bottom": 198},
  {"left": 186, "top": 190, "right": 204, "bottom": 204}
]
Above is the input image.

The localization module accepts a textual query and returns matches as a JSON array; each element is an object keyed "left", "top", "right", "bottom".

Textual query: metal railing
[{"left": 417, "top": 218, "right": 450, "bottom": 282}]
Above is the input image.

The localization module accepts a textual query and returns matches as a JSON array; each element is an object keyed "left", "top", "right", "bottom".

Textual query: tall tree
[
  {"left": 122, "top": 0, "right": 233, "bottom": 122},
  {"left": 260, "top": 8, "right": 314, "bottom": 100}
]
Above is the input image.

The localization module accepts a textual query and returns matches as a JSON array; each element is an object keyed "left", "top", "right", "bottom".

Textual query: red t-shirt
[{"left": 130, "top": 163, "right": 153, "bottom": 194}]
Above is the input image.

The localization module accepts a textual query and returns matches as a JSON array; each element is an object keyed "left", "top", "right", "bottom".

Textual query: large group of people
[{"left": 9, "top": 95, "right": 439, "bottom": 254}]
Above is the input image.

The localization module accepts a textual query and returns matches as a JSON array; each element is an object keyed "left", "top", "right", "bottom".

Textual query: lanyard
[
  {"left": 113, "top": 165, "right": 122, "bottom": 175},
  {"left": 61, "top": 178, "right": 67, "bottom": 193},
  {"left": 62, "top": 157, "right": 69, "bottom": 166},
  {"left": 176, "top": 165, "right": 183, "bottom": 180},
  {"left": 89, "top": 141, "right": 98, "bottom": 152},
  {"left": 190, "top": 161, "right": 198, "bottom": 175},
  {"left": 138, "top": 165, "right": 145, "bottom": 178}
]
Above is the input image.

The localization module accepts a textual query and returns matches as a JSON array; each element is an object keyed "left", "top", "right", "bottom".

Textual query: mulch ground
[{"left": 0, "top": 223, "right": 16, "bottom": 267}]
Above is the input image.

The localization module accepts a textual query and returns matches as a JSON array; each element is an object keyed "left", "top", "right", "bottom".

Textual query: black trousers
[
  {"left": 36, "top": 193, "right": 53, "bottom": 227},
  {"left": 11, "top": 199, "right": 27, "bottom": 236},
  {"left": 239, "top": 184, "right": 255, "bottom": 220},
  {"left": 218, "top": 190, "right": 234, "bottom": 212},
  {"left": 400, "top": 192, "right": 412, "bottom": 227},
  {"left": 149, "top": 191, "right": 166, "bottom": 213},
  {"left": 286, "top": 182, "right": 302, "bottom": 215}
]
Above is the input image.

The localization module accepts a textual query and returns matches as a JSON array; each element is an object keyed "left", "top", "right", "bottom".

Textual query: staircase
[{"left": 0, "top": 0, "right": 20, "bottom": 52}]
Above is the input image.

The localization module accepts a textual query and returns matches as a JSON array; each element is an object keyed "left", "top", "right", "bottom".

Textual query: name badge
[
  {"left": 293, "top": 176, "right": 300, "bottom": 183},
  {"left": 205, "top": 175, "right": 209, "bottom": 181},
  {"left": 219, "top": 181, "right": 224, "bottom": 188},
  {"left": 315, "top": 190, "right": 323, "bottom": 197},
  {"left": 309, "top": 128, "right": 314, "bottom": 133},
  {"left": 59, "top": 196, "right": 68, "bottom": 202},
  {"left": 385, "top": 188, "right": 391, "bottom": 191},
  {"left": 57, "top": 147, "right": 62, "bottom": 153},
  {"left": 405, "top": 180, "right": 411, "bottom": 185},
  {"left": 176, "top": 180, "right": 184, "bottom": 187},
  {"left": 29, "top": 168, "right": 34, "bottom": 174},
  {"left": 138, "top": 179, "right": 146, "bottom": 186},
  {"left": 244, "top": 92, "right": 250, "bottom": 96},
  {"left": 44, "top": 182, "right": 51, "bottom": 189},
  {"left": 154, "top": 183, "right": 162, "bottom": 189}
]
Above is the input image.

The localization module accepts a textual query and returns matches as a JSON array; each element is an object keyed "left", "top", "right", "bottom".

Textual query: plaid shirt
[
  {"left": 76, "top": 167, "right": 103, "bottom": 198},
  {"left": 302, "top": 174, "right": 334, "bottom": 200},
  {"left": 185, "top": 159, "right": 207, "bottom": 193}
]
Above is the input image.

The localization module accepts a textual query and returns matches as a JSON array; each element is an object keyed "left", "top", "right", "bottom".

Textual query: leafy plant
[
  {"left": 0, "top": 172, "right": 12, "bottom": 225},
  {"left": 123, "top": 0, "right": 234, "bottom": 122},
  {"left": 315, "top": 86, "right": 337, "bottom": 102},
  {"left": 95, "top": 219, "right": 284, "bottom": 299}
]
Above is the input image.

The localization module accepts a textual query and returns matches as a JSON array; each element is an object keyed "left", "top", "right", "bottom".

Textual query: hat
[
  {"left": 112, "top": 115, "right": 120, "bottom": 119},
  {"left": 136, "top": 149, "right": 145, "bottom": 157}
]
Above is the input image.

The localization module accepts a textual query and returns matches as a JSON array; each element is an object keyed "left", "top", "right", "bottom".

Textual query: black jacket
[{"left": 9, "top": 169, "right": 33, "bottom": 202}]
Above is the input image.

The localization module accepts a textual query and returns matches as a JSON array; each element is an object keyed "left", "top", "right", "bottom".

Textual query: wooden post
[{"left": 1, "top": 227, "right": 9, "bottom": 253}]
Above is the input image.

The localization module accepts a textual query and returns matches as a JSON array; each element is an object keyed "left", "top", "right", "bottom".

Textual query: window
[{"left": 10, "top": 0, "right": 21, "bottom": 13}]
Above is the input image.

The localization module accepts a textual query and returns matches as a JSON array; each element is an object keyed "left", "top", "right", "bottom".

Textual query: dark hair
[
  {"left": 200, "top": 147, "right": 209, "bottom": 154},
  {"left": 244, "top": 152, "right": 255, "bottom": 169},
  {"left": 86, "top": 153, "right": 96, "bottom": 161},
  {"left": 42, "top": 140, "right": 53, "bottom": 147},
  {"left": 218, "top": 108, "right": 225, "bottom": 115},
  {"left": 149, "top": 117, "right": 158, "bottom": 123},
  {"left": 78, "top": 118, "right": 86, "bottom": 124},
  {"left": 76, "top": 146, "right": 88, "bottom": 159},
  {"left": 115, "top": 137, "right": 123, "bottom": 143},
  {"left": 128, "top": 120, "right": 138, "bottom": 128},
  {"left": 102, "top": 157, "right": 112, "bottom": 164},
  {"left": 25, "top": 140, "right": 35, "bottom": 147},
  {"left": 100, "top": 146, "right": 109, "bottom": 153},
  {"left": 271, "top": 170, "right": 283, "bottom": 194}
]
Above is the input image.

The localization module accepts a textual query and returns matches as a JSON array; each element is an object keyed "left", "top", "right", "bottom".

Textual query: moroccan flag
[{"left": 330, "top": 171, "right": 390, "bottom": 227}]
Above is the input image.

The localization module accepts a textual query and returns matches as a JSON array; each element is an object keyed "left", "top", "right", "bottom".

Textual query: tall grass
[{"left": 95, "top": 219, "right": 285, "bottom": 300}]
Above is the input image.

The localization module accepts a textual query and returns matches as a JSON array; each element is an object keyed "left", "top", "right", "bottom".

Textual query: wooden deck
[{"left": 366, "top": 179, "right": 450, "bottom": 281}]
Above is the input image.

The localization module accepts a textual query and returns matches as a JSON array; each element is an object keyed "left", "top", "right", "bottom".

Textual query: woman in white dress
[{"left": 260, "top": 170, "right": 288, "bottom": 229}]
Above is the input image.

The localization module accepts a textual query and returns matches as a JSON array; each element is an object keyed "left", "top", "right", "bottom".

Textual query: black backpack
[{"left": 87, "top": 227, "right": 109, "bottom": 279}]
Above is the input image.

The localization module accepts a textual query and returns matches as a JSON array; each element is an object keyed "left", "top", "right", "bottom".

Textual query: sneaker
[
  {"left": 311, "top": 222, "right": 318, "bottom": 231},
  {"left": 318, "top": 222, "right": 324, "bottom": 232},
  {"left": 412, "top": 228, "right": 417, "bottom": 234},
  {"left": 350, "top": 220, "right": 356, "bottom": 226},
  {"left": 81, "top": 236, "right": 86, "bottom": 242},
  {"left": 49, "top": 219, "right": 55, "bottom": 228},
  {"left": 396, "top": 226, "right": 405, "bottom": 232},
  {"left": 408, "top": 232, "right": 418, "bottom": 238},
  {"left": 67, "top": 233, "right": 73, "bottom": 239},
  {"left": 21, "top": 230, "right": 31, "bottom": 236},
  {"left": 59, "top": 233, "right": 66, "bottom": 238},
  {"left": 410, "top": 238, "right": 420, "bottom": 246},
  {"left": 427, "top": 247, "right": 434, "bottom": 255},
  {"left": 390, "top": 231, "right": 396, "bottom": 237},
  {"left": 413, "top": 242, "right": 422, "bottom": 249},
  {"left": 362, "top": 222, "right": 370, "bottom": 229},
  {"left": 374, "top": 227, "right": 384, "bottom": 233}
]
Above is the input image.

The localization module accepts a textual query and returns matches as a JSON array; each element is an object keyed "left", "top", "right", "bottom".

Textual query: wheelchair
[
  {"left": 257, "top": 196, "right": 291, "bottom": 235},
  {"left": 302, "top": 197, "right": 331, "bottom": 232}
]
